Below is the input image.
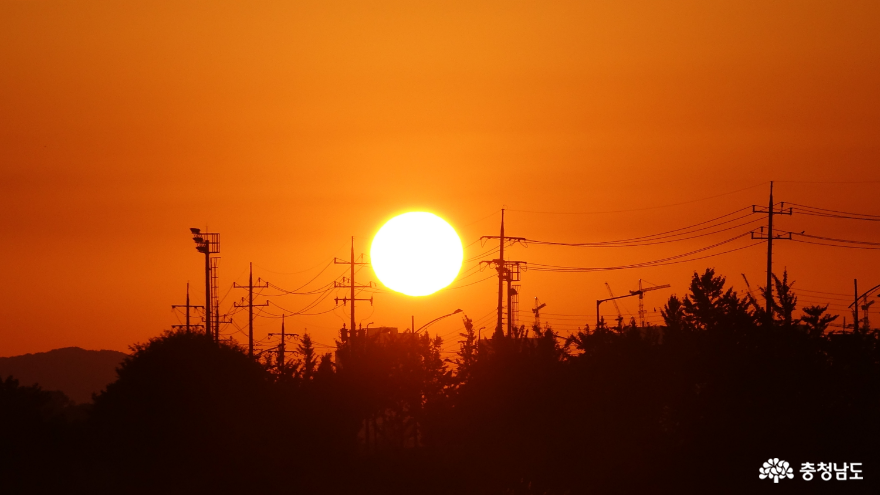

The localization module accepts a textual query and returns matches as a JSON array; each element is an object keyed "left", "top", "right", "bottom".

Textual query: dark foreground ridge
[{"left": 0, "top": 269, "right": 878, "bottom": 494}]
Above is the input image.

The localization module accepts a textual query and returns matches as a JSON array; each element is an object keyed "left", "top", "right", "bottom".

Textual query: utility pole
[
  {"left": 480, "top": 210, "right": 525, "bottom": 337},
  {"left": 234, "top": 262, "right": 269, "bottom": 359},
  {"left": 172, "top": 282, "right": 205, "bottom": 332},
  {"left": 191, "top": 229, "right": 220, "bottom": 341},
  {"left": 751, "top": 182, "right": 792, "bottom": 326},
  {"left": 854, "top": 279, "right": 859, "bottom": 333},
  {"left": 268, "top": 315, "right": 299, "bottom": 378},
  {"left": 334, "top": 237, "right": 373, "bottom": 344},
  {"left": 638, "top": 280, "right": 645, "bottom": 327},
  {"left": 498, "top": 209, "right": 505, "bottom": 337}
]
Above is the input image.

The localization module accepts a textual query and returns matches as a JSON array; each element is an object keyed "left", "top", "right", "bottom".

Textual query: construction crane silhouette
[
  {"left": 597, "top": 281, "right": 671, "bottom": 329},
  {"left": 741, "top": 273, "right": 759, "bottom": 308},
  {"left": 635, "top": 279, "right": 671, "bottom": 327},
  {"left": 604, "top": 283, "right": 625, "bottom": 329},
  {"left": 532, "top": 297, "right": 547, "bottom": 329}
]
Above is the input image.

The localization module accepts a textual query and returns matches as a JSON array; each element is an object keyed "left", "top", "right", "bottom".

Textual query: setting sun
[{"left": 370, "top": 212, "right": 463, "bottom": 296}]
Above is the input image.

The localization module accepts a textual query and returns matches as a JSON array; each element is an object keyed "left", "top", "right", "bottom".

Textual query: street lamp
[{"left": 415, "top": 309, "right": 463, "bottom": 333}]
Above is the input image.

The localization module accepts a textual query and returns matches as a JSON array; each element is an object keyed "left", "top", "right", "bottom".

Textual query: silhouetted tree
[
  {"left": 801, "top": 304, "right": 838, "bottom": 337},
  {"left": 452, "top": 316, "right": 477, "bottom": 384},
  {"left": 298, "top": 332, "right": 318, "bottom": 381},
  {"left": 772, "top": 270, "right": 798, "bottom": 328},
  {"left": 91, "top": 330, "right": 316, "bottom": 492},
  {"left": 0, "top": 377, "right": 90, "bottom": 492}
]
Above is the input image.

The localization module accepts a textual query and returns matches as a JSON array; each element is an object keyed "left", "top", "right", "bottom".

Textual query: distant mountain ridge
[{"left": 0, "top": 347, "right": 127, "bottom": 403}]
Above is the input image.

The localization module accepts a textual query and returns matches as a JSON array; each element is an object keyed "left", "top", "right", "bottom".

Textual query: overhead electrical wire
[
  {"left": 790, "top": 203, "right": 880, "bottom": 219},
  {"left": 530, "top": 232, "right": 761, "bottom": 273},
  {"left": 522, "top": 214, "right": 763, "bottom": 248},
  {"left": 784, "top": 231, "right": 880, "bottom": 246},
  {"left": 789, "top": 239, "right": 880, "bottom": 250},
  {"left": 507, "top": 182, "right": 768, "bottom": 215},
  {"left": 445, "top": 274, "right": 497, "bottom": 290}
]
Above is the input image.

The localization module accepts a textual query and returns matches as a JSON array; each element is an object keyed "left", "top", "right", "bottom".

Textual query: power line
[
  {"left": 521, "top": 213, "right": 762, "bottom": 248},
  {"left": 507, "top": 182, "right": 768, "bottom": 215},
  {"left": 530, "top": 233, "right": 759, "bottom": 273},
  {"left": 792, "top": 210, "right": 880, "bottom": 222},
  {"left": 790, "top": 239, "right": 880, "bottom": 250},
  {"left": 790, "top": 202, "right": 880, "bottom": 219},
  {"left": 786, "top": 231, "right": 880, "bottom": 246}
]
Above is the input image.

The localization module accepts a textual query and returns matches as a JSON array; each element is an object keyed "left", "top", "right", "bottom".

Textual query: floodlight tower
[{"left": 191, "top": 228, "right": 220, "bottom": 341}]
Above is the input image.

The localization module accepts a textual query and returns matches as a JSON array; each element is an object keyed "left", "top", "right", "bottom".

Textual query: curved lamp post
[{"left": 416, "top": 309, "right": 463, "bottom": 333}]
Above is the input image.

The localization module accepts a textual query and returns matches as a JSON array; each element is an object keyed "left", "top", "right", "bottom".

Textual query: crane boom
[
  {"left": 595, "top": 281, "right": 672, "bottom": 329},
  {"left": 605, "top": 283, "right": 624, "bottom": 328}
]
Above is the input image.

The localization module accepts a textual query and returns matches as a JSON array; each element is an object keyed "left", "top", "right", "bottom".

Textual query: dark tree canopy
[{"left": 2, "top": 270, "right": 878, "bottom": 494}]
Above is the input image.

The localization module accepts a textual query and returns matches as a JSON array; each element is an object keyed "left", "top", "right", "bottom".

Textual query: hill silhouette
[{"left": 0, "top": 347, "right": 127, "bottom": 403}]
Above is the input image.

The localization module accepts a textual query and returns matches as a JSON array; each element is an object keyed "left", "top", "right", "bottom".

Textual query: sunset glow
[{"left": 371, "top": 212, "right": 463, "bottom": 296}]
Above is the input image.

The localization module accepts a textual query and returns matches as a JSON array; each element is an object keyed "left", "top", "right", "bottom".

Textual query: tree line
[{"left": 1, "top": 268, "right": 878, "bottom": 493}]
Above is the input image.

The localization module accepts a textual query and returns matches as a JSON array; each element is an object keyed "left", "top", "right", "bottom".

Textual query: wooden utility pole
[
  {"left": 751, "top": 182, "right": 792, "bottom": 326},
  {"left": 234, "top": 262, "right": 269, "bottom": 358}
]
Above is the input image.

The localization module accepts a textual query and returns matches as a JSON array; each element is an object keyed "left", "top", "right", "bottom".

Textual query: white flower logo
[{"left": 759, "top": 458, "right": 794, "bottom": 483}]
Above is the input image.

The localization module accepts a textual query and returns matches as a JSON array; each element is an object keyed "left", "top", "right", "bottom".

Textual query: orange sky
[{"left": 2, "top": 0, "right": 879, "bottom": 357}]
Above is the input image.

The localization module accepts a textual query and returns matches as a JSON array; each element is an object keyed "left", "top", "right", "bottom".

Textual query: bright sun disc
[{"left": 371, "top": 212, "right": 463, "bottom": 296}]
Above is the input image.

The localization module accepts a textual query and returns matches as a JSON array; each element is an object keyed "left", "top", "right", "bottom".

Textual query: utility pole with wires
[
  {"left": 234, "top": 262, "right": 269, "bottom": 359},
  {"left": 853, "top": 279, "right": 860, "bottom": 333},
  {"left": 171, "top": 282, "right": 204, "bottom": 332},
  {"left": 268, "top": 315, "right": 299, "bottom": 377},
  {"left": 751, "top": 181, "right": 792, "bottom": 325},
  {"left": 480, "top": 209, "right": 525, "bottom": 338},
  {"left": 334, "top": 237, "right": 373, "bottom": 341}
]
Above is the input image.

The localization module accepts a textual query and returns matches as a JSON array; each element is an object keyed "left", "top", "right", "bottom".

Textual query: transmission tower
[{"left": 234, "top": 262, "right": 269, "bottom": 359}]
